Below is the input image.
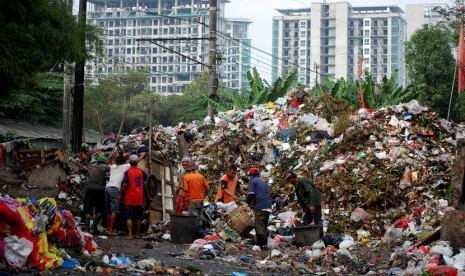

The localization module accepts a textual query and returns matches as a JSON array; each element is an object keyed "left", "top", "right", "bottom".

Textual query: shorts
[
  {"left": 84, "top": 188, "right": 105, "bottom": 215},
  {"left": 124, "top": 205, "right": 144, "bottom": 221},
  {"left": 105, "top": 186, "right": 120, "bottom": 214}
]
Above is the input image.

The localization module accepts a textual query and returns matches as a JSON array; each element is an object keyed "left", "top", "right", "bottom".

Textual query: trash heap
[
  {"left": 0, "top": 196, "right": 97, "bottom": 272},
  {"left": 175, "top": 92, "right": 461, "bottom": 239}
]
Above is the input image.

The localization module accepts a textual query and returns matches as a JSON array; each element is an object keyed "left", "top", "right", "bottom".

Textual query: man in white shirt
[{"left": 105, "top": 155, "right": 130, "bottom": 236}]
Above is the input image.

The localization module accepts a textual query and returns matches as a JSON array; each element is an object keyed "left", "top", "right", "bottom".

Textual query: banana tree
[
  {"left": 376, "top": 71, "right": 417, "bottom": 106},
  {"left": 200, "top": 67, "right": 297, "bottom": 111}
]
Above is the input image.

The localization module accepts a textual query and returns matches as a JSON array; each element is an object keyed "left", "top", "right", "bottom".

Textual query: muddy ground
[{"left": 46, "top": 232, "right": 392, "bottom": 276}]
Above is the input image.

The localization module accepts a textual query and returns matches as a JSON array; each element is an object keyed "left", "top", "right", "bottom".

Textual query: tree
[
  {"left": 405, "top": 25, "right": 457, "bottom": 120},
  {"left": 84, "top": 71, "right": 152, "bottom": 135},
  {"left": 0, "top": 0, "right": 101, "bottom": 96},
  {"left": 0, "top": 72, "right": 64, "bottom": 124}
]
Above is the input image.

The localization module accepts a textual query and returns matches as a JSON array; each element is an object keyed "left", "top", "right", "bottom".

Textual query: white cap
[{"left": 129, "top": 154, "right": 139, "bottom": 164}]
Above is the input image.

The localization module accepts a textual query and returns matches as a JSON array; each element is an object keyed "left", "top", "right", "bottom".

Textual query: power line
[{"left": 216, "top": 31, "right": 332, "bottom": 78}]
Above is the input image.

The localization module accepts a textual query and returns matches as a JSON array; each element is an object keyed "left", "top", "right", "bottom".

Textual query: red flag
[
  {"left": 458, "top": 23, "right": 465, "bottom": 94},
  {"left": 358, "top": 53, "right": 365, "bottom": 78}
]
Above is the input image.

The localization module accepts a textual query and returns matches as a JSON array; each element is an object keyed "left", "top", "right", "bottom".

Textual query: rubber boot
[
  {"left": 258, "top": 235, "right": 268, "bottom": 250},
  {"left": 255, "top": 234, "right": 263, "bottom": 247}
]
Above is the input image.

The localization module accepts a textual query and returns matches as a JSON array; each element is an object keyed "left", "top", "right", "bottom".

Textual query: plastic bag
[
  {"left": 399, "top": 167, "right": 412, "bottom": 189},
  {"left": 406, "top": 100, "right": 428, "bottom": 115},
  {"left": 323, "top": 233, "right": 343, "bottom": 248},
  {"left": 277, "top": 211, "right": 296, "bottom": 226},
  {"left": 394, "top": 217, "right": 409, "bottom": 229},
  {"left": 312, "top": 240, "right": 325, "bottom": 249},
  {"left": 350, "top": 207, "right": 371, "bottom": 222},
  {"left": 4, "top": 235, "right": 33, "bottom": 268},
  {"left": 427, "top": 265, "right": 458, "bottom": 276},
  {"left": 431, "top": 242, "right": 453, "bottom": 258},
  {"left": 382, "top": 225, "right": 403, "bottom": 243}
]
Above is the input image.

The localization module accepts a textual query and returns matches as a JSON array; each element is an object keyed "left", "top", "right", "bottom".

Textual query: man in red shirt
[
  {"left": 121, "top": 155, "right": 147, "bottom": 239},
  {"left": 183, "top": 161, "right": 210, "bottom": 226}
]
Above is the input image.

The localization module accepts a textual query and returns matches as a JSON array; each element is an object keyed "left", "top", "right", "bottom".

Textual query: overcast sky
[{"left": 224, "top": 0, "right": 452, "bottom": 81}]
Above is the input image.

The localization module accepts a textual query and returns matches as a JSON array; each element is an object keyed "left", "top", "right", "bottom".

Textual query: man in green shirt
[{"left": 284, "top": 171, "right": 323, "bottom": 225}]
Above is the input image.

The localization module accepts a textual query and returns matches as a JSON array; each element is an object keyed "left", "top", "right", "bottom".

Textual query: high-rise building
[
  {"left": 272, "top": 2, "right": 407, "bottom": 86},
  {"left": 221, "top": 18, "right": 252, "bottom": 90},
  {"left": 405, "top": 3, "right": 448, "bottom": 40},
  {"left": 86, "top": 0, "right": 251, "bottom": 93}
]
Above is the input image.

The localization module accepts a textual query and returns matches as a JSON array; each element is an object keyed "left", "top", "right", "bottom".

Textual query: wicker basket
[{"left": 224, "top": 207, "right": 254, "bottom": 235}]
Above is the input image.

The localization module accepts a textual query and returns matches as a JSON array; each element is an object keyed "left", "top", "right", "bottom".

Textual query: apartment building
[
  {"left": 222, "top": 18, "right": 252, "bottom": 90},
  {"left": 86, "top": 0, "right": 251, "bottom": 93},
  {"left": 272, "top": 2, "right": 407, "bottom": 86},
  {"left": 405, "top": 3, "right": 448, "bottom": 40}
]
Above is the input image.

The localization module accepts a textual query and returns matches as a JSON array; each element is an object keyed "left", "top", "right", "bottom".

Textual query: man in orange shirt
[
  {"left": 214, "top": 165, "right": 247, "bottom": 204},
  {"left": 183, "top": 161, "right": 210, "bottom": 226}
]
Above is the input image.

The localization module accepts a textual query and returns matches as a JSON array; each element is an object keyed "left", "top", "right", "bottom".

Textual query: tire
[{"left": 145, "top": 174, "right": 160, "bottom": 202}]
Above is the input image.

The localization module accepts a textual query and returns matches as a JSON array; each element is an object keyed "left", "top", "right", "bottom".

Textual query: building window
[
  {"left": 284, "top": 22, "right": 290, "bottom": 29},
  {"left": 300, "top": 40, "right": 306, "bottom": 46},
  {"left": 300, "top": 31, "right": 306, "bottom": 37},
  {"left": 373, "top": 38, "right": 378, "bottom": 44},
  {"left": 383, "top": 19, "right": 388, "bottom": 26},
  {"left": 383, "top": 29, "right": 388, "bottom": 36},
  {"left": 300, "top": 49, "right": 306, "bottom": 55},
  {"left": 365, "top": 58, "right": 370, "bottom": 65},
  {"left": 383, "top": 38, "right": 388, "bottom": 44},
  {"left": 364, "top": 30, "right": 370, "bottom": 36},
  {"left": 300, "top": 59, "right": 305, "bottom": 65},
  {"left": 364, "top": 19, "right": 370, "bottom": 27},
  {"left": 364, "top": 38, "right": 370, "bottom": 45},
  {"left": 364, "top": 48, "right": 370, "bottom": 55},
  {"left": 300, "top": 21, "right": 306, "bottom": 28}
]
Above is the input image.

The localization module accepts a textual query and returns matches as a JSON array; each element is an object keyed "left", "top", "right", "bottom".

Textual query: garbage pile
[
  {"left": 0, "top": 196, "right": 97, "bottom": 272},
  {"left": 175, "top": 91, "right": 461, "bottom": 238}
]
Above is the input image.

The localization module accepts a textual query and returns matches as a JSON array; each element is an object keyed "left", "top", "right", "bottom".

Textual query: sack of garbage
[{"left": 322, "top": 233, "right": 343, "bottom": 248}]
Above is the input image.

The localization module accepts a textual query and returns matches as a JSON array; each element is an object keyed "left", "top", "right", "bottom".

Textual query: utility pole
[
  {"left": 313, "top": 63, "right": 320, "bottom": 85},
  {"left": 63, "top": 65, "right": 71, "bottom": 151},
  {"left": 207, "top": 0, "right": 218, "bottom": 118},
  {"left": 72, "top": 0, "right": 87, "bottom": 152},
  {"left": 63, "top": 0, "right": 73, "bottom": 151}
]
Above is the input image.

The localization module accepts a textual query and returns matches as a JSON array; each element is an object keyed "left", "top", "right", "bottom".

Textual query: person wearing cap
[
  {"left": 84, "top": 155, "right": 110, "bottom": 233},
  {"left": 121, "top": 154, "right": 147, "bottom": 239},
  {"left": 174, "top": 156, "right": 191, "bottom": 214},
  {"left": 244, "top": 167, "right": 272, "bottom": 250},
  {"left": 135, "top": 144, "right": 149, "bottom": 173},
  {"left": 284, "top": 171, "right": 323, "bottom": 225},
  {"left": 105, "top": 155, "right": 130, "bottom": 236},
  {"left": 214, "top": 165, "right": 247, "bottom": 204},
  {"left": 183, "top": 160, "right": 210, "bottom": 226}
]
